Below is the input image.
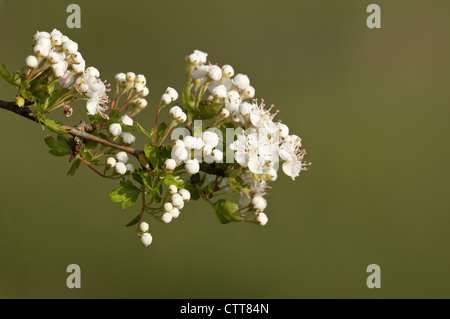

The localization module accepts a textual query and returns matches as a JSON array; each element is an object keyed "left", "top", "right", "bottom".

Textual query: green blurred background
[{"left": 0, "top": 0, "right": 449, "bottom": 298}]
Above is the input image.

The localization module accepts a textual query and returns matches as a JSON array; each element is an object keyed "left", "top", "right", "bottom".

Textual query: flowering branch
[{"left": 0, "top": 29, "right": 311, "bottom": 248}]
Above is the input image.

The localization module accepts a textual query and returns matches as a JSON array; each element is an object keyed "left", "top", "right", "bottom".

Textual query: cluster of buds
[{"left": 106, "top": 152, "right": 134, "bottom": 175}]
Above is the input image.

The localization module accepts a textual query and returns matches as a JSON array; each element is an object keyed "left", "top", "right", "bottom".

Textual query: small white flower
[
  {"left": 126, "top": 72, "right": 136, "bottom": 82},
  {"left": 136, "top": 98, "right": 148, "bottom": 109},
  {"left": 256, "top": 212, "right": 268, "bottom": 226},
  {"left": 72, "top": 62, "right": 85, "bottom": 74},
  {"left": 179, "top": 189, "right": 191, "bottom": 202},
  {"left": 62, "top": 40, "right": 78, "bottom": 55},
  {"left": 116, "top": 151, "right": 129, "bottom": 164},
  {"left": 171, "top": 193, "right": 184, "bottom": 208},
  {"left": 25, "top": 55, "right": 38, "bottom": 68},
  {"left": 239, "top": 102, "right": 252, "bottom": 116},
  {"left": 185, "top": 158, "right": 200, "bottom": 175},
  {"left": 183, "top": 135, "right": 196, "bottom": 149},
  {"left": 168, "top": 185, "right": 178, "bottom": 195},
  {"left": 203, "top": 144, "right": 213, "bottom": 156},
  {"left": 165, "top": 158, "right": 177, "bottom": 170},
  {"left": 177, "top": 112, "right": 187, "bottom": 123},
  {"left": 220, "top": 108, "right": 230, "bottom": 118},
  {"left": 170, "top": 208, "right": 180, "bottom": 219},
  {"left": 276, "top": 123, "right": 289, "bottom": 138},
  {"left": 163, "top": 202, "right": 174, "bottom": 212},
  {"left": 115, "top": 73, "right": 126, "bottom": 82},
  {"left": 72, "top": 52, "right": 84, "bottom": 64},
  {"left": 194, "top": 50, "right": 208, "bottom": 64},
  {"left": 120, "top": 115, "right": 134, "bottom": 126},
  {"left": 126, "top": 163, "right": 135, "bottom": 173},
  {"left": 171, "top": 146, "right": 188, "bottom": 163},
  {"left": 139, "top": 222, "right": 149, "bottom": 233},
  {"left": 161, "top": 93, "right": 171, "bottom": 105},
  {"left": 208, "top": 65, "right": 222, "bottom": 81},
  {"left": 193, "top": 137, "right": 205, "bottom": 150},
  {"left": 192, "top": 65, "right": 209, "bottom": 79},
  {"left": 121, "top": 132, "right": 136, "bottom": 145},
  {"left": 135, "top": 74, "right": 146, "bottom": 85},
  {"left": 108, "top": 123, "right": 122, "bottom": 137},
  {"left": 106, "top": 157, "right": 117, "bottom": 168},
  {"left": 252, "top": 196, "right": 267, "bottom": 211},
  {"left": 202, "top": 131, "right": 219, "bottom": 148},
  {"left": 162, "top": 212, "right": 173, "bottom": 224},
  {"left": 212, "top": 149, "right": 223, "bottom": 163},
  {"left": 169, "top": 106, "right": 183, "bottom": 119},
  {"left": 222, "top": 64, "right": 234, "bottom": 78},
  {"left": 133, "top": 83, "right": 144, "bottom": 93},
  {"left": 141, "top": 87, "right": 149, "bottom": 97},
  {"left": 33, "top": 45, "right": 49, "bottom": 57},
  {"left": 114, "top": 162, "right": 127, "bottom": 175},
  {"left": 242, "top": 85, "right": 255, "bottom": 99},
  {"left": 233, "top": 73, "right": 250, "bottom": 90},
  {"left": 166, "top": 87, "right": 178, "bottom": 101},
  {"left": 212, "top": 85, "right": 227, "bottom": 99},
  {"left": 140, "top": 232, "right": 153, "bottom": 246}
]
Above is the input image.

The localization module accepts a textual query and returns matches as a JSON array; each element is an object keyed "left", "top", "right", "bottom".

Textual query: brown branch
[{"left": 0, "top": 99, "right": 226, "bottom": 177}]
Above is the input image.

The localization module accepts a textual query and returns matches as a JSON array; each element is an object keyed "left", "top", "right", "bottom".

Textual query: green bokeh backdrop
[{"left": 0, "top": 0, "right": 449, "bottom": 298}]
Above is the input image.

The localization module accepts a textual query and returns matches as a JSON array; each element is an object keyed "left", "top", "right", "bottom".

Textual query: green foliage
[
  {"left": 67, "top": 158, "right": 81, "bottom": 176},
  {"left": 135, "top": 122, "right": 152, "bottom": 140},
  {"left": 110, "top": 180, "right": 141, "bottom": 209},
  {"left": 44, "top": 135, "right": 72, "bottom": 157},
  {"left": 229, "top": 170, "right": 249, "bottom": 193},
  {"left": 213, "top": 199, "right": 244, "bottom": 224},
  {"left": 44, "top": 118, "right": 66, "bottom": 134},
  {"left": 0, "top": 64, "right": 21, "bottom": 88},
  {"left": 126, "top": 214, "right": 141, "bottom": 227},
  {"left": 198, "top": 100, "right": 222, "bottom": 119}
]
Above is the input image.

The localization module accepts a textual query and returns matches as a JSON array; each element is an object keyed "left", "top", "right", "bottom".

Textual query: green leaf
[
  {"left": 67, "top": 158, "right": 81, "bottom": 176},
  {"left": 44, "top": 118, "right": 66, "bottom": 134},
  {"left": 144, "top": 145, "right": 160, "bottom": 172},
  {"left": 198, "top": 101, "right": 222, "bottom": 119},
  {"left": 213, "top": 199, "right": 244, "bottom": 224},
  {"left": 182, "top": 80, "right": 195, "bottom": 111},
  {"left": 126, "top": 214, "right": 141, "bottom": 227},
  {"left": 110, "top": 180, "right": 141, "bottom": 209},
  {"left": 163, "top": 174, "right": 185, "bottom": 189},
  {"left": 156, "top": 122, "right": 168, "bottom": 141},
  {"left": 135, "top": 122, "right": 153, "bottom": 140},
  {"left": 229, "top": 171, "right": 249, "bottom": 192},
  {"left": 0, "top": 64, "right": 18, "bottom": 87},
  {"left": 44, "top": 135, "right": 71, "bottom": 156}
]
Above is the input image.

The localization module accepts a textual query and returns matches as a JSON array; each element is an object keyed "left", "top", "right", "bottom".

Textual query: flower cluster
[{"left": 2, "top": 30, "right": 310, "bottom": 248}]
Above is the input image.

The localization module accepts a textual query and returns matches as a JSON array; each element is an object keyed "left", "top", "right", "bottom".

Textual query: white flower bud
[
  {"left": 212, "top": 85, "right": 227, "bottom": 99},
  {"left": 168, "top": 185, "right": 178, "bottom": 195},
  {"left": 140, "top": 232, "right": 153, "bottom": 246},
  {"left": 48, "top": 52, "right": 62, "bottom": 64},
  {"left": 161, "top": 93, "right": 172, "bottom": 105},
  {"left": 265, "top": 167, "right": 277, "bottom": 181},
  {"left": 115, "top": 73, "right": 126, "bottom": 82},
  {"left": 108, "top": 123, "right": 122, "bottom": 137},
  {"left": 212, "top": 149, "right": 223, "bottom": 162},
  {"left": 169, "top": 106, "right": 183, "bottom": 119},
  {"left": 126, "top": 163, "right": 135, "bottom": 173},
  {"left": 25, "top": 55, "right": 38, "bottom": 68},
  {"left": 79, "top": 83, "right": 89, "bottom": 94},
  {"left": 193, "top": 137, "right": 205, "bottom": 150},
  {"left": 177, "top": 112, "right": 187, "bottom": 123},
  {"left": 135, "top": 74, "right": 146, "bottom": 85},
  {"left": 203, "top": 144, "right": 213, "bottom": 156},
  {"left": 106, "top": 157, "right": 117, "bottom": 168},
  {"left": 62, "top": 40, "right": 78, "bottom": 55},
  {"left": 185, "top": 158, "right": 200, "bottom": 175},
  {"left": 171, "top": 193, "right": 184, "bottom": 208},
  {"left": 192, "top": 65, "right": 209, "bottom": 79},
  {"left": 252, "top": 196, "right": 267, "bottom": 211},
  {"left": 162, "top": 212, "right": 173, "bottom": 224},
  {"left": 188, "top": 52, "right": 200, "bottom": 64},
  {"left": 33, "top": 45, "right": 49, "bottom": 57},
  {"left": 208, "top": 65, "right": 222, "bottom": 81},
  {"left": 179, "top": 189, "right": 191, "bottom": 202},
  {"left": 233, "top": 73, "right": 250, "bottom": 90},
  {"left": 120, "top": 115, "right": 134, "bottom": 126},
  {"left": 51, "top": 35, "right": 62, "bottom": 46},
  {"left": 183, "top": 135, "right": 196, "bottom": 149},
  {"left": 53, "top": 67, "right": 65, "bottom": 79},
  {"left": 242, "top": 85, "right": 255, "bottom": 99},
  {"left": 126, "top": 72, "right": 136, "bottom": 82},
  {"left": 141, "top": 87, "right": 149, "bottom": 97},
  {"left": 194, "top": 50, "right": 208, "bottom": 64},
  {"left": 202, "top": 131, "right": 219, "bottom": 148},
  {"left": 85, "top": 67, "right": 100, "bottom": 78},
  {"left": 256, "top": 212, "right": 268, "bottom": 226},
  {"left": 277, "top": 123, "right": 289, "bottom": 138},
  {"left": 165, "top": 87, "right": 178, "bottom": 101},
  {"left": 71, "top": 62, "right": 85, "bottom": 74},
  {"left": 220, "top": 108, "right": 230, "bottom": 118},
  {"left": 170, "top": 208, "right": 180, "bottom": 219},
  {"left": 171, "top": 146, "right": 188, "bottom": 163},
  {"left": 165, "top": 158, "right": 177, "bottom": 170},
  {"left": 114, "top": 162, "right": 127, "bottom": 175},
  {"left": 163, "top": 202, "right": 174, "bottom": 212},
  {"left": 72, "top": 52, "right": 84, "bottom": 64},
  {"left": 222, "top": 64, "right": 234, "bottom": 78},
  {"left": 177, "top": 200, "right": 185, "bottom": 210},
  {"left": 239, "top": 102, "right": 252, "bottom": 116},
  {"left": 116, "top": 151, "right": 129, "bottom": 164},
  {"left": 133, "top": 83, "right": 144, "bottom": 93},
  {"left": 136, "top": 98, "right": 148, "bottom": 109},
  {"left": 139, "top": 222, "right": 149, "bottom": 233}
]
